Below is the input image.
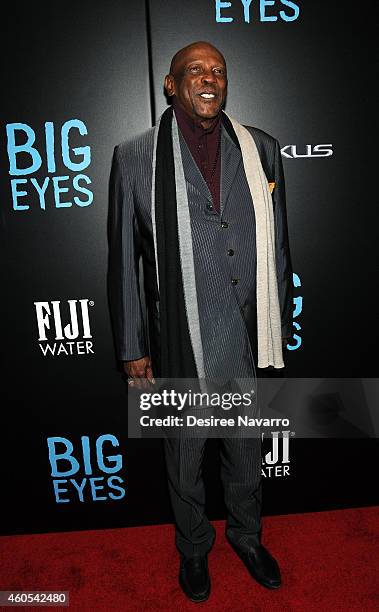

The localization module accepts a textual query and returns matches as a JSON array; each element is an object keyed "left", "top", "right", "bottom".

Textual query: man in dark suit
[{"left": 109, "top": 41, "right": 293, "bottom": 602}]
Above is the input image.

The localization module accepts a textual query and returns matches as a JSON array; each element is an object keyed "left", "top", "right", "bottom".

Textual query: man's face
[{"left": 165, "top": 44, "right": 227, "bottom": 126}]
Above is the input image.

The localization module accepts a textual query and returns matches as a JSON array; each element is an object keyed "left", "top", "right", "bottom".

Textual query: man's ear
[{"left": 164, "top": 74, "right": 175, "bottom": 97}]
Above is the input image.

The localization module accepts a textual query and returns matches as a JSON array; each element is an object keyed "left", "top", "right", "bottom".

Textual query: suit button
[
  {"left": 221, "top": 221, "right": 229, "bottom": 228},
  {"left": 227, "top": 249, "right": 234, "bottom": 256},
  {"left": 231, "top": 278, "right": 239, "bottom": 285},
  {"left": 206, "top": 203, "right": 213, "bottom": 211}
]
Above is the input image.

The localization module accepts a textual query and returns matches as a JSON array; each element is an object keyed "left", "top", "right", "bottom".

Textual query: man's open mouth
[{"left": 198, "top": 92, "right": 216, "bottom": 99}]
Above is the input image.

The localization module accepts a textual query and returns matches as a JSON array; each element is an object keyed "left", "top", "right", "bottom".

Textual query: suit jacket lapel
[
  {"left": 178, "top": 131, "right": 212, "bottom": 203},
  {"left": 220, "top": 126, "right": 242, "bottom": 217}
]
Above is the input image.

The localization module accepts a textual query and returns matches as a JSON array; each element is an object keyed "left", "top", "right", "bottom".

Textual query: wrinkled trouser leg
[
  {"left": 220, "top": 436, "right": 262, "bottom": 550},
  {"left": 163, "top": 436, "right": 216, "bottom": 557}
]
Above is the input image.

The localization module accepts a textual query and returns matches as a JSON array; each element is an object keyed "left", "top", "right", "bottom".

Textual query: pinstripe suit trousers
[{"left": 164, "top": 432, "right": 262, "bottom": 557}]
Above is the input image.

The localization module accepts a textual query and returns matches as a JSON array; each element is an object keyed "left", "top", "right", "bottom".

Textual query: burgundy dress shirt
[{"left": 173, "top": 97, "right": 222, "bottom": 212}]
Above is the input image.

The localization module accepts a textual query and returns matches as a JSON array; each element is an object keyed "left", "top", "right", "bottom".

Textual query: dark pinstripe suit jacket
[{"left": 108, "top": 120, "right": 293, "bottom": 382}]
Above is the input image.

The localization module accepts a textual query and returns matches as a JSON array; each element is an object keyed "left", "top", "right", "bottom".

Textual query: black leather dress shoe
[
  {"left": 179, "top": 554, "right": 211, "bottom": 602},
  {"left": 227, "top": 537, "right": 281, "bottom": 589}
]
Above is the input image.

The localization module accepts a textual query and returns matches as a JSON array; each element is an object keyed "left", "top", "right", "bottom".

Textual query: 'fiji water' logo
[
  {"left": 262, "top": 430, "right": 295, "bottom": 478},
  {"left": 34, "top": 299, "right": 94, "bottom": 356},
  {"left": 47, "top": 434, "right": 125, "bottom": 503}
]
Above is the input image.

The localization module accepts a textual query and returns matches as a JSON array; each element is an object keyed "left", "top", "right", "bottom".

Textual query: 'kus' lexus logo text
[{"left": 281, "top": 144, "right": 333, "bottom": 159}]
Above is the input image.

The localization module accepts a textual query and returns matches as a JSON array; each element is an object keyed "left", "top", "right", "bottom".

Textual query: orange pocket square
[{"left": 268, "top": 181, "right": 276, "bottom": 194}]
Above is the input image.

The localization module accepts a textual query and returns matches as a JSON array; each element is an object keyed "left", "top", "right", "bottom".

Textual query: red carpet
[{"left": 1, "top": 507, "right": 378, "bottom": 611}]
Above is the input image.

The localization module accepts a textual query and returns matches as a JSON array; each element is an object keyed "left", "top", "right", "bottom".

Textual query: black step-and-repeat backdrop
[{"left": 1, "top": 1, "right": 377, "bottom": 535}]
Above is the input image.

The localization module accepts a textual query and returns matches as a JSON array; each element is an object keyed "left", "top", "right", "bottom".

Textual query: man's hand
[{"left": 123, "top": 356, "right": 155, "bottom": 389}]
